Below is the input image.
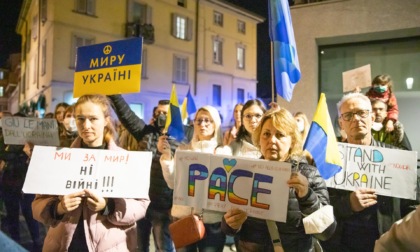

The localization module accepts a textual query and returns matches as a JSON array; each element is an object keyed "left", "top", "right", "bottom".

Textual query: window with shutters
[
  {"left": 213, "top": 38, "right": 223, "bottom": 65},
  {"left": 41, "top": 40, "right": 47, "bottom": 76},
  {"left": 171, "top": 13, "right": 192, "bottom": 41},
  {"left": 237, "top": 46, "right": 245, "bottom": 69},
  {"left": 74, "top": 0, "right": 95, "bottom": 16},
  {"left": 214, "top": 11, "right": 223, "bottom": 27},
  {"left": 237, "top": 20, "right": 246, "bottom": 34},
  {"left": 41, "top": 0, "right": 47, "bottom": 23},
  {"left": 129, "top": 2, "right": 152, "bottom": 24},
  {"left": 141, "top": 48, "right": 147, "bottom": 79},
  {"left": 173, "top": 55, "right": 188, "bottom": 84},
  {"left": 70, "top": 35, "right": 95, "bottom": 68}
]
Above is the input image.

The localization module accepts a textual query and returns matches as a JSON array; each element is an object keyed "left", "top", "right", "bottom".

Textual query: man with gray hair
[{"left": 321, "top": 92, "right": 415, "bottom": 252}]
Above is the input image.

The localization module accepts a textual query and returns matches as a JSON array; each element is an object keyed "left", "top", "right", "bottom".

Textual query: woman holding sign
[
  {"left": 158, "top": 105, "right": 226, "bottom": 251},
  {"left": 32, "top": 94, "right": 150, "bottom": 251},
  {"left": 221, "top": 109, "right": 336, "bottom": 252}
]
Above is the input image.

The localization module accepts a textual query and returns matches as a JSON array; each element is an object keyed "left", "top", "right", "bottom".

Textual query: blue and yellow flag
[
  {"left": 304, "top": 93, "right": 342, "bottom": 179},
  {"left": 164, "top": 85, "right": 184, "bottom": 142},
  {"left": 181, "top": 87, "right": 197, "bottom": 122},
  {"left": 268, "top": 0, "right": 301, "bottom": 102}
]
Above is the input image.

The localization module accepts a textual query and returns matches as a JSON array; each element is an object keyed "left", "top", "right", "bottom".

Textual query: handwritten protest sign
[
  {"left": 325, "top": 143, "right": 418, "bottom": 200},
  {"left": 342, "top": 64, "right": 371, "bottom": 92},
  {"left": 173, "top": 151, "right": 291, "bottom": 222},
  {"left": 23, "top": 146, "right": 151, "bottom": 198},
  {"left": 1, "top": 117, "right": 59, "bottom": 146},
  {"left": 74, "top": 37, "right": 143, "bottom": 97}
]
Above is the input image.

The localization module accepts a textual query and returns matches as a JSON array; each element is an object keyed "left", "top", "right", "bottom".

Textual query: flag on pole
[
  {"left": 164, "top": 85, "right": 184, "bottom": 142},
  {"left": 303, "top": 93, "right": 342, "bottom": 179},
  {"left": 181, "top": 87, "right": 197, "bottom": 122},
  {"left": 268, "top": 0, "right": 301, "bottom": 102}
]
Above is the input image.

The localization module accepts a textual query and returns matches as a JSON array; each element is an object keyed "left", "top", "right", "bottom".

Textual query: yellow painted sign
[{"left": 74, "top": 37, "right": 143, "bottom": 97}]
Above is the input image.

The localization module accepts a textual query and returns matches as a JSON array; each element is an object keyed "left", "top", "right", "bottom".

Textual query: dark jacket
[
  {"left": 321, "top": 139, "right": 417, "bottom": 252},
  {"left": 0, "top": 144, "right": 28, "bottom": 191},
  {"left": 222, "top": 159, "right": 335, "bottom": 252},
  {"left": 108, "top": 95, "right": 190, "bottom": 211}
]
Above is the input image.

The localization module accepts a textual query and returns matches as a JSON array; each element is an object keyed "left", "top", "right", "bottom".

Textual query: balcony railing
[{"left": 126, "top": 23, "right": 155, "bottom": 44}]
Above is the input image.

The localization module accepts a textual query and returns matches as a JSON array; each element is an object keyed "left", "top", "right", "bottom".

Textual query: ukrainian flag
[
  {"left": 164, "top": 85, "right": 184, "bottom": 142},
  {"left": 268, "top": 0, "right": 301, "bottom": 102},
  {"left": 181, "top": 87, "right": 197, "bottom": 122},
  {"left": 304, "top": 93, "right": 342, "bottom": 179}
]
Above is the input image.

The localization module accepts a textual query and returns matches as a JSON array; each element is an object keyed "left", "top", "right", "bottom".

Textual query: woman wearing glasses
[
  {"left": 221, "top": 99, "right": 267, "bottom": 158},
  {"left": 158, "top": 106, "right": 226, "bottom": 251}
]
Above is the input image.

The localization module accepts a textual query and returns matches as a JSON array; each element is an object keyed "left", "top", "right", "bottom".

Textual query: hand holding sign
[
  {"left": 85, "top": 189, "right": 108, "bottom": 212},
  {"left": 58, "top": 190, "right": 85, "bottom": 215},
  {"left": 288, "top": 172, "right": 309, "bottom": 198},
  {"left": 224, "top": 208, "right": 247, "bottom": 230},
  {"left": 350, "top": 188, "right": 377, "bottom": 212}
]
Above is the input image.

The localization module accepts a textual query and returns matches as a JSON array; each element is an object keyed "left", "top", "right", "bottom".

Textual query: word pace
[{"left": 188, "top": 164, "right": 272, "bottom": 210}]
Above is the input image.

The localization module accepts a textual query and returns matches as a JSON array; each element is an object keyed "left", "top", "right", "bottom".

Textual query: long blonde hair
[
  {"left": 74, "top": 94, "right": 117, "bottom": 144},
  {"left": 253, "top": 108, "right": 303, "bottom": 160}
]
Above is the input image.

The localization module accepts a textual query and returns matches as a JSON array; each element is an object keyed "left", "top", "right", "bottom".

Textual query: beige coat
[{"left": 32, "top": 137, "right": 150, "bottom": 251}]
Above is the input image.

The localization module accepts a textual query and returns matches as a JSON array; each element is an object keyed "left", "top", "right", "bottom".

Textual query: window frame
[
  {"left": 213, "top": 11, "right": 223, "bottom": 27},
  {"left": 74, "top": 0, "right": 96, "bottom": 16},
  {"left": 141, "top": 48, "right": 148, "bottom": 79},
  {"left": 41, "top": 0, "right": 47, "bottom": 23},
  {"left": 173, "top": 55, "right": 189, "bottom": 84},
  {"left": 41, "top": 39, "right": 47, "bottom": 76},
  {"left": 213, "top": 37, "right": 223, "bottom": 65},
  {"left": 237, "top": 20, "right": 246, "bottom": 34},
  {"left": 236, "top": 46, "right": 245, "bottom": 70},
  {"left": 212, "top": 84, "right": 222, "bottom": 107},
  {"left": 70, "top": 34, "right": 95, "bottom": 68}
]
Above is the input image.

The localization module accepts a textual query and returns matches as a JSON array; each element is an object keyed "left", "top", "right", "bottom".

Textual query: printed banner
[
  {"left": 174, "top": 151, "right": 292, "bottom": 222},
  {"left": 74, "top": 37, "right": 143, "bottom": 97},
  {"left": 23, "top": 146, "right": 151, "bottom": 198},
  {"left": 1, "top": 117, "right": 59, "bottom": 146},
  {"left": 325, "top": 143, "right": 418, "bottom": 200}
]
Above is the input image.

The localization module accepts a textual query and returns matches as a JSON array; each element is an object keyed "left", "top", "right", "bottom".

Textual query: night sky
[
  {"left": 0, "top": 0, "right": 23, "bottom": 68},
  {"left": 0, "top": 0, "right": 270, "bottom": 99}
]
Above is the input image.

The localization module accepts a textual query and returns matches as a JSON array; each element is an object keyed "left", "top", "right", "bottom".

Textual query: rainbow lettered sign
[
  {"left": 173, "top": 151, "right": 291, "bottom": 222},
  {"left": 74, "top": 37, "right": 143, "bottom": 97}
]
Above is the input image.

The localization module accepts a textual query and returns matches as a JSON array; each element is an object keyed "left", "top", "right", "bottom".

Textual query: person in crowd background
[
  {"left": 43, "top": 113, "right": 54, "bottom": 119},
  {"left": 108, "top": 94, "right": 190, "bottom": 252},
  {"left": 59, "top": 105, "right": 78, "bottom": 148},
  {"left": 222, "top": 108, "right": 335, "bottom": 251},
  {"left": 221, "top": 99, "right": 266, "bottom": 159},
  {"left": 365, "top": 74, "right": 399, "bottom": 133},
  {"left": 321, "top": 92, "right": 415, "bottom": 252},
  {"left": 158, "top": 105, "right": 226, "bottom": 251},
  {"left": 223, "top": 103, "right": 243, "bottom": 146},
  {"left": 371, "top": 99, "right": 411, "bottom": 150},
  {"left": 0, "top": 112, "right": 42, "bottom": 251},
  {"left": 53, "top": 102, "right": 69, "bottom": 140},
  {"left": 32, "top": 94, "right": 150, "bottom": 251},
  {"left": 117, "top": 123, "right": 139, "bottom": 151},
  {"left": 374, "top": 206, "right": 420, "bottom": 252},
  {"left": 294, "top": 112, "right": 310, "bottom": 143}
]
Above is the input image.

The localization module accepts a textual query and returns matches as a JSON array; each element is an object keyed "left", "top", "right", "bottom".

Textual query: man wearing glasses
[{"left": 321, "top": 92, "right": 415, "bottom": 252}]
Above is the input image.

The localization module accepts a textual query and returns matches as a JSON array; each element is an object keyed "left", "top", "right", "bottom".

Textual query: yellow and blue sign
[{"left": 74, "top": 37, "right": 143, "bottom": 97}]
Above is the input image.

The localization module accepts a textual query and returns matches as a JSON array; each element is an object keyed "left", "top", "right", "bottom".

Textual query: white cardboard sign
[
  {"left": 173, "top": 151, "right": 292, "bottom": 222},
  {"left": 1, "top": 117, "right": 60, "bottom": 146},
  {"left": 23, "top": 146, "right": 152, "bottom": 198},
  {"left": 326, "top": 143, "right": 418, "bottom": 200}
]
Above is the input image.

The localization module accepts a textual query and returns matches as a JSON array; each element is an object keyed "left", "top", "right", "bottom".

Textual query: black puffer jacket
[
  {"left": 222, "top": 159, "right": 335, "bottom": 252},
  {"left": 108, "top": 95, "right": 179, "bottom": 211}
]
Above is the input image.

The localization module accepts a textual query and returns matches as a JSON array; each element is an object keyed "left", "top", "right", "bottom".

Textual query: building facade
[{"left": 14, "top": 0, "right": 263, "bottom": 126}]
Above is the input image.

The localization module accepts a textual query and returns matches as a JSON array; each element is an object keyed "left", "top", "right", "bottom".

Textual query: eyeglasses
[
  {"left": 195, "top": 118, "right": 213, "bottom": 125},
  {"left": 340, "top": 110, "right": 370, "bottom": 121},
  {"left": 244, "top": 113, "right": 263, "bottom": 120}
]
